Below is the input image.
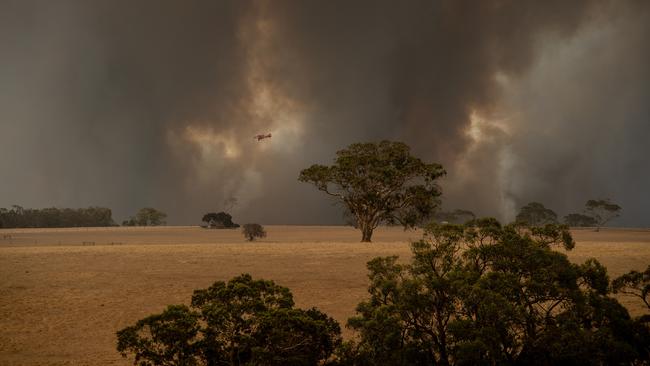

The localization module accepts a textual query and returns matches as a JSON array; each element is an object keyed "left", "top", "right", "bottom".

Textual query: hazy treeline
[
  {"left": 122, "top": 207, "right": 167, "bottom": 227},
  {"left": 0, "top": 205, "right": 115, "bottom": 228}
]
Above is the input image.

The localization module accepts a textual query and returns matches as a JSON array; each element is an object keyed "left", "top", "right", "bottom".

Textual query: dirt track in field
[{"left": 1, "top": 226, "right": 649, "bottom": 365}]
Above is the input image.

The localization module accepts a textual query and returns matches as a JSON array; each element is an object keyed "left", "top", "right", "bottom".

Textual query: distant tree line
[
  {"left": 0, "top": 205, "right": 115, "bottom": 228},
  {"left": 433, "top": 199, "right": 622, "bottom": 231},
  {"left": 514, "top": 199, "right": 622, "bottom": 230},
  {"left": 122, "top": 207, "right": 167, "bottom": 226}
]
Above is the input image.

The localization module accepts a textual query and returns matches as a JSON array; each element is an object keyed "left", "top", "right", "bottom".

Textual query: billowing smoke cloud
[{"left": 0, "top": 0, "right": 648, "bottom": 225}]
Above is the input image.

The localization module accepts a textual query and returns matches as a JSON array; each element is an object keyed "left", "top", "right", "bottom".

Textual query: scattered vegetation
[
  {"left": 202, "top": 211, "right": 239, "bottom": 228},
  {"left": 117, "top": 220, "right": 650, "bottom": 365},
  {"left": 122, "top": 207, "right": 167, "bottom": 226},
  {"left": 515, "top": 201, "right": 558, "bottom": 226},
  {"left": 299, "top": 141, "right": 445, "bottom": 242},
  {"left": 242, "top": 223, "right": 266, "bottom": 241},
  {"left": 0, "top": 205, "right": 115, "bottom": 228},
  {"left": 117, "top": 274, "right": 341, "bottom": 366}
]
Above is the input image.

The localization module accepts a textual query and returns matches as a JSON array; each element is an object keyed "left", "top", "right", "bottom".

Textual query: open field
[{"left": 1, "top": 226, "right": 649, "bottom": 365}]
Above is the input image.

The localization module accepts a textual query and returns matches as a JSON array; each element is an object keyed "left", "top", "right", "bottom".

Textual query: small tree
[
  {"left": 585, "top": 199, "right": 622, "bottom": 231},
  {"left": 202, "top": 212, "right": 239, "bottom": 228},
  {"left": 564, "top": 213, "right": 598, "bottom": 227},
  {"left": 515, "top": 202, "right": 558, "bottom": 226},
  {"left": 299, "top": 141, "right": 445, "bottom": 242},
  {"left": 242, "top": 223, "right": 266, "bottom": 241}
]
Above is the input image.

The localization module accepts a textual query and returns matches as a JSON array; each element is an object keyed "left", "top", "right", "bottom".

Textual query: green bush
[{"left": 117, "top": 274, "right": 341, "bottom": 366}]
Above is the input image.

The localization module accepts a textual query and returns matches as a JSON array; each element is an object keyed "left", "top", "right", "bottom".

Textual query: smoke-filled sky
[{"left": 1, "top": 0, "right": 648, "bottom": 226}]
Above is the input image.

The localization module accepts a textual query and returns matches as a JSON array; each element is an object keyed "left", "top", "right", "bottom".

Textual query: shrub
[{"left": 242, "top": 223, "right": 266, "bottom": 241}]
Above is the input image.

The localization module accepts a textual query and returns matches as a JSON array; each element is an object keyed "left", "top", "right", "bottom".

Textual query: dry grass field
[{"left": 1, "top": 226, "right": 649, "bottom": 365}]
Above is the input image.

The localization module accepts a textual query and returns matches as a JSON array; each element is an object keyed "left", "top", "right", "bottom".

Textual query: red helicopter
[{"left": 254, "top": 133, "right": 272, "bottom": 141}]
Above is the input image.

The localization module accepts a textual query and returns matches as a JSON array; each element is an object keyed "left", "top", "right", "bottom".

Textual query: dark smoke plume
[{"left": 0, "top": 0, "right": 648, "bottom": 226}]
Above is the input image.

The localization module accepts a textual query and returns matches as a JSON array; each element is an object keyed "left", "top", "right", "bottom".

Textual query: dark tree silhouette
[
  {"left": 585, "top": 199, "right": 622, "bottom": 231},
  {"left": 202, "top": 212, "right": 239, "bottom": 228},
  {"left": 0, "top": 205, "right": 115, "bottom": 228},
  {"left": 515, "top": 202, "right": 558, "bottom": 226}
]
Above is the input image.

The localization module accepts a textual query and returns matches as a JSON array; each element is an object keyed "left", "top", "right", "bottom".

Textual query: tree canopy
[
  {"left": 515, "top": 202, "right": 558, "bottom": 226},
  {"left": 585, "top": 199, "right": 622, "bottom": 231},
  {"left": 299, "top": 141, "right": 445, "bottom": 242},
  {"left": 202, "top": 212, "right": 239, "bottom": 228},
  {"left": 117, "top": 274, "right": 341, "bottom": 366},
  {"left": 341, "top": 219, "right": 650, "bottom": 365},
  {"left": 613, "top": 265, "right": 650, "bottom": 312}
]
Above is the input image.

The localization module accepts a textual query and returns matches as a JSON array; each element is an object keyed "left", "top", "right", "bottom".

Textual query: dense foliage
[
  {"left": 0, "top": 205, "right": 115, "bottom": 228},
  {"left": 299, "top": 141, "right": 445, "bottom": 242},
  {"left": 340, "top": 220, "right": 650, "bottom": 365},
  {"left": 122, "top": 207, "right": 167, "bottom": 226},
  {"left": 242, "top": 223, "right": 266, "bottom": 241},
  {"left": 202, "top": 212, "right": 239, "bottom": 228},
  {"left": 117, "top": 274, "right": 341, "bottom": 366}
]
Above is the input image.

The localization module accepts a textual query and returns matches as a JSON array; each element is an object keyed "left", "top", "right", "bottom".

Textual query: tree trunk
[{"left": 360, "top": 221, "right": 373, "bottom": 242}]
